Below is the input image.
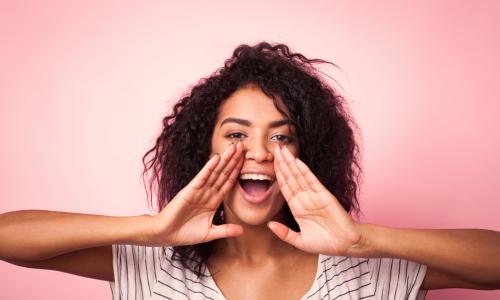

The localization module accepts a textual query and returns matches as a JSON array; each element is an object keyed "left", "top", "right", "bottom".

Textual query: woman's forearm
[
  {"left": 353, "top": 224, "right": 500, "bottom": 287},
  {"left": 0, "top": 210, "right": 153, "bottom": 262}
]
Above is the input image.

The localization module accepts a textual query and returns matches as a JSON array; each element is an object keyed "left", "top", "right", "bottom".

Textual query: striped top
[{"left": 109, "top": 244, "right": 428, "bottom": 300}]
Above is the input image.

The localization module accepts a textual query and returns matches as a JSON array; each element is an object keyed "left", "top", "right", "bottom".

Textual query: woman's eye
[
  {"left": 225, "top": 132, "right": 246, "bottom": 140},
  {"left": 225, "top": 133, "right": 293, "bottom": 143},
  {"left": 272, "top": 134, "right": 293, "bottom": 143}
]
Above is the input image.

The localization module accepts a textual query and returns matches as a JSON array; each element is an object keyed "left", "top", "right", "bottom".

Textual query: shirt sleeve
[
  {"left": 109, "top": 244, "right": 159, "bottom": 300},
  {"left": 367, "top": 257, "right": 428, "bottom": 300}
]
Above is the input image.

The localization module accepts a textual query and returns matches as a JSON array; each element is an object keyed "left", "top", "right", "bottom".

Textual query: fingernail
[{"left": 284, "top": 145, "right": 291, "bottom": 155}]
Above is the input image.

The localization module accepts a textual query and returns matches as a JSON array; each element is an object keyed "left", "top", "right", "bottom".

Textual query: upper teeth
[{"left": 239, "top": 173, "right": 274, "bottom": 181}]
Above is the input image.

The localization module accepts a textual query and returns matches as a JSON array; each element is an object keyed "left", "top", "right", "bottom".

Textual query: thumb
[
  {"left": 267, "top": 221, "right": 301, "bottom": 248},
  {"left": 205, "top": 224, "right": 244, "bottom": 242}
]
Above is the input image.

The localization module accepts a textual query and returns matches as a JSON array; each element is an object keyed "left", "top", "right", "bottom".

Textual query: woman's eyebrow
[{"left": 219, "top": 117, "right": 293, "bottom": 128}]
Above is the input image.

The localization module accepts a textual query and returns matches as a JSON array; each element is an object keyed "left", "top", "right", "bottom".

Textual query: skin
[
  {"left": 209, "top": 83, "right": 301, "bottom": 260},
  {"left": 1, "top": 83, "right": 499, "bottom": 298},
  {"left": 207, "top": 84, "right": 319, "bottom": 299},
  {"left": 144, "top": 83, "right": 321, "bottom": 299},
  {"left": 149, "top": 83, "right": 500, "bottom": 297}
]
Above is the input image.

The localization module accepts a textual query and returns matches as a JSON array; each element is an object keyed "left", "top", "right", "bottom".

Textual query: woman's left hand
[
  {"left": 267, "top": 145, "right": 365, "bottom": 257},
  {"left": 269, "top": 145, "right": 500, "bottom": 289}
]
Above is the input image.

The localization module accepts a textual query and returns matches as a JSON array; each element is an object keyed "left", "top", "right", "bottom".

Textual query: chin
[{"left": 232, "top": 207, "right": 279, "bottom": 226}]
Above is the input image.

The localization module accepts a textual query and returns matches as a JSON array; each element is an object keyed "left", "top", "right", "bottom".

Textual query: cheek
[
  {"left": 210, "top": 136, "right": 234, "bottom": 156},
  {"left": 283, "top": 141, "right": 299, "bottom": 157},
  {"left": 272, "top": 189, "right": 287, "bottom": 207},
  {"left": 209, "top": 142, "right": 221, "bottom": 156}
]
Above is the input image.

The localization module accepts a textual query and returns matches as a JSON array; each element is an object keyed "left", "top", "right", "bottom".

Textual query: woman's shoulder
[
  {"left": 308, "top": 254, "right": 427, "bottom": 300},
  {"left": 111, "top": 244, "right": 185, "bottom": 276},
  {"left": 110, "top": 245, "right": 221, "bottom": 300},
  {"left": 111, "top": 244, "right": 166, "bottom": 265}
]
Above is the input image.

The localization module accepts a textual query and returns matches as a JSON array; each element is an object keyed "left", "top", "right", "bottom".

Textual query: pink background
[{"left": 1, "top": 1, "right": 499, "bottom": 299}]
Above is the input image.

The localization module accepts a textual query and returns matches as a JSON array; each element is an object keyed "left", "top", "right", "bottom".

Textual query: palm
[
  {"left": 268, "top": 146, "right": 362, "bottom": 256},
  {"left": 151, "top": 143, "right": 244, "bottom": 247},
  {"left": 162, "top": 205, "right": 218, "bottom": 246}
]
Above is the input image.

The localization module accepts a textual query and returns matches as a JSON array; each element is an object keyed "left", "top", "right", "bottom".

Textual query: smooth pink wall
[{"left": 1, "top": 1, "right": 499, "bottom": 299}]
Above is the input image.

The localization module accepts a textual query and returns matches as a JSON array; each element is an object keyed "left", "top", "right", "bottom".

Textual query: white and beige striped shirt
[{"left": 109, "top": 244, "right": 427, "bottom": 300}]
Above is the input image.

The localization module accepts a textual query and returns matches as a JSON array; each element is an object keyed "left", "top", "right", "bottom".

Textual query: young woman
[{"left": 1, "top": 42, "right": 499, "bottom": 300}]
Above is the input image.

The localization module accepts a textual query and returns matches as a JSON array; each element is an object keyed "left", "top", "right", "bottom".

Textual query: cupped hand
[
  {"left": 267, "top": 145, "right": 364, "bottom": 256},
  {"left": 150, "top": 142, "right": 244, "bottom": 247}
]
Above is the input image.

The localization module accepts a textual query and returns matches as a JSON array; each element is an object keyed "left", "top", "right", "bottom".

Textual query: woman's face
[{"left": 211, "top": 83, "right": 299, "bottom": 226}]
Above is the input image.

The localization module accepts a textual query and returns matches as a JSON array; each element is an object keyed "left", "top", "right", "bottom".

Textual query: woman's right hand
[{"left": 149, "top": 142, "right": 244, "bottom": 247}]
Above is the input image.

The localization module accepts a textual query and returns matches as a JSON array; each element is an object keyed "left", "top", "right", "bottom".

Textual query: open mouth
[
  {"left": 237, "top": 174, "right": 276, "bottom": 204},
  {"left": 238, "top": 179, "right": 274, "bottom": 196}
]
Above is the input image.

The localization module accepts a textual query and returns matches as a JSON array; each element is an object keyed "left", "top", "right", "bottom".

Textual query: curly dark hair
[{"left": 141, "top": 41, "right": 362, "bottom": 278}]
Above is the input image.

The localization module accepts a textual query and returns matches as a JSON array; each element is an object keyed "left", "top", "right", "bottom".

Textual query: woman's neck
[{"left": 213, "top": 209, "right": 297, "bottom": 263}]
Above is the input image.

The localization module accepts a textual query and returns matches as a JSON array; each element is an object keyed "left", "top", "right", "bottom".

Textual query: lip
[{"left": 237, "top": 180, "right": 276, "bottom": 204}]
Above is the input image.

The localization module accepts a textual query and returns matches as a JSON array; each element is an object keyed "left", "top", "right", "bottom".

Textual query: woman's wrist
[
  {"left": 120, "top": 214, "right": 159, "bottom": 246},
  {"left": 346, "top": 223, "right": 384, "bottom": 258}
]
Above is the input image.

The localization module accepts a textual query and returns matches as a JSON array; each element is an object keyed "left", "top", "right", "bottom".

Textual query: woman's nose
[{"left": 243, "top": 140, "right": 274, "bottom": 162}]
